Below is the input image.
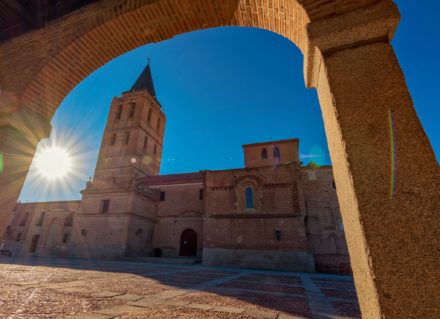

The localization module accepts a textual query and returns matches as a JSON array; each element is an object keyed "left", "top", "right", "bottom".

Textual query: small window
[
  {"left": 153, "top": 144, "right": 157, "bottom": 154},
  {"left": 16, "top": 233, "right": 22, "bottom": 242},
  {"left": 156, "top": 118, "right": 161, "bottom": 132},
  {"left": 64, "top": 212, "right": 74, "bottom": 227},
  {"left": 273, "top": 146, "right": 281, "bottom": 158},
  {"left": 199, "top": 189, "right": 204, "bottom": 200},
  {"left": 116, "top": 105, "right": 123, "bottom": 119},
  {"left": 36, "top": 212, "right": 45, "bottom": 226},
  {"left": 124, "top": 132, "right": 130, "bottom": 145},
  {"left": 160, "top": 191, "right": 166, "bottom": 201},
  {"left": 110, "top": 133, "right": 116, "bottom": 146},
  {"left": 29, "top": 234, "right": 40, "bottom": 253},
  {"left": 332, "top": 180, "right": 336, "bottom": 189},
  {"left": 62, "top": 233, "right": 70, "bottom": 243},
  {"left": 143, "top": 136, "right": 148, "bottom": 151},
  {"left": 261, "top": 148, "right": 268, "bottom": 159},
  {"left": 147, "top": 109, "right": 152, "bottom": 123},
  {"left": 100, "top": 200, "right": 110, "bottom": 213},
  {"left": 129, "top": 102, "right": 135, "bottom": 117},
  {"left": 19, "top": 212, "right": 29, "bottom": 226},
  {"left": 245, "top": 187, "right": 254, "bottom": 209}
]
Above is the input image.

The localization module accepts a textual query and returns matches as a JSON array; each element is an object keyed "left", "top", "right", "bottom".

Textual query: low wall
[
  {"left": 202, "top": 248, "right": 316, "bottom": 272},
  {"left": 314, "top": 254, "right": 352, "bottom": 274}
]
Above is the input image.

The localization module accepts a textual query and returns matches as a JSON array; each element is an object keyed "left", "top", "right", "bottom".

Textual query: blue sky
[{"left": 19, "top": 0, "right": 440, "bottom": 202}]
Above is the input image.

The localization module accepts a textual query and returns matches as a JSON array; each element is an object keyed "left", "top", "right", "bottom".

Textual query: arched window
[
  {"left": 62, "top": 233, "right": 70, "bottom": 243},
  {"left": 19, "top": 212, "right": 29, "bottom": 226},
  {"left": 116, "top": 105, "right": 123, "bottom": 119},
  {"left": 156, "top": 118, "right": 161, "bottom": 132},
  {"left": 110, "top": 133, "right": 116, "bottom": 146},
  {"left": 273, "top": 146, "right": 281, "bottom": 158},
  {"left": 245, "top": 186, "right": 254, "bottom": 209},
  {"left": 124, "top": 132, "right": 130, "bottom": 145},
  {"left": 147, "top": 108, "right": 152, "bottom": 123},
  {"left": 143, "top": 136, "right": 148, "bottom": 151},
  {"left": 129, "top": 102, "right": 135, "bottom": 117},
  {"left": 36, "top": 212, "right": 45, "bottom": 226},
  {"left": 261, "top": 148, "right": 268, "bottom": 159}
]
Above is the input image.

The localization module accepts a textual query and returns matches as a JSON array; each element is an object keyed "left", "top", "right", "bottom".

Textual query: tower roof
[{"left": 131, "top": 62, "right": 157, "bottom": 97}]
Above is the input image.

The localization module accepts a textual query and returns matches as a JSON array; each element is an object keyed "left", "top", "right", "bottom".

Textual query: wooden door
[{"left": 179, "top": 229, "right": 197, "bottom": 257}]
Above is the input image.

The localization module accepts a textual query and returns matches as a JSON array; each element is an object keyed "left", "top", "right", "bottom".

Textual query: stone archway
[{"left": 0, "top": 1, "right": 438, "bottom": 318}]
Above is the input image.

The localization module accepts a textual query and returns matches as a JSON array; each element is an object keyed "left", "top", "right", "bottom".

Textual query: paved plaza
[{"left": 0, "top": 258, "right": 360, "bottom": 319}]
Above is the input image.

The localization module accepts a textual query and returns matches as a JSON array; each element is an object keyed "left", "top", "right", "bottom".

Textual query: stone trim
[{"left": 304, "top": 1, "right": 400, "bottom": 88}]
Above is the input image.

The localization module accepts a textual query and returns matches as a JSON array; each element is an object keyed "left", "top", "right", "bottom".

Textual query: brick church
[{"left": 2, "top": 63, "right": 351, "bottom": 274}]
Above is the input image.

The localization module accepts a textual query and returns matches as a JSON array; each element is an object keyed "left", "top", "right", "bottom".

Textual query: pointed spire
[{"left": 131, "top": 60, "right": 157, "bottom": 97}]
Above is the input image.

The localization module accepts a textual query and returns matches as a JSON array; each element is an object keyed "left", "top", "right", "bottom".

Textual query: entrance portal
[{"left": 179, "top": 229, "right": 197, "bottom": 257}]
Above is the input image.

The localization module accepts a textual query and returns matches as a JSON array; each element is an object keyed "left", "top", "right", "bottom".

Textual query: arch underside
[{"left": 0, "top": 0, "right": 379, "bottom": 120}]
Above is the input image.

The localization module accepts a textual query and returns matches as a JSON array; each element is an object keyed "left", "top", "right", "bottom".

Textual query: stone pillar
[
  {"left": 304, "top": 1, "right": 440, "bottom": 318},
  {"left": 0, "top": 108, "right": 51, "bottom": 239}
]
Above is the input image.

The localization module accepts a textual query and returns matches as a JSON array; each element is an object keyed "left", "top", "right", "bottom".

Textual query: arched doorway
[{"left": 179, "top": 229, "right": 197, "bottom": 257}]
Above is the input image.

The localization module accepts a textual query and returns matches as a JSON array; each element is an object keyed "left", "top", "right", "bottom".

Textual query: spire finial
[{"left": 130, "top": 59, "right": 156, "bottom": 97}]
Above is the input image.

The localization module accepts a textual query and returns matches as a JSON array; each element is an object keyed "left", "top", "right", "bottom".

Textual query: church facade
[{"left": 1, "top": 64, "right": 351, "bottom": 274}]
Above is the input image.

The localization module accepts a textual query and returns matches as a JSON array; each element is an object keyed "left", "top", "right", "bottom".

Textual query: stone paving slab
[
  {"left": 159, "top": 299, "right": 191, "bottom": 307},
  {"left": 113, "top": 294, "right": 144, "bottom": 302},
  {"left": 153, "top": 289, "right": 189, "bottom": 299},
  {"left": 0, "top": 257, "right": 360, "bottom": 319},
  {"left": 66, "top": 313, "right": 114, "bottom": 319},
  {"left": 243, "top": 308, "right": 279, "bottom": 319},
  {"left": 186, "top": 302, "right": 215, "bottom": 310},
  {"left": 278, "top": 313, "right": 310, "bottom": 319},
  {"left": 91, "top": 291, "right": 125, "bottom": 298},
  {"left": 128, "top": 298, "right": 162, "bottom": 308},
  {"left": 58, "top": 287, "right": 93, "bottom": 294},
  {"left": 213, "top": 306, "right": 246, "bottom": 314},
  {"left": 95, "top": 305, "right": 148, "bottom": 316}
]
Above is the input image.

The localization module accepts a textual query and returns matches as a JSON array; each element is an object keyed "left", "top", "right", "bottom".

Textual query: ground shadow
[{"left": 0, "top": 257, "right": 360, "bottom": 318}]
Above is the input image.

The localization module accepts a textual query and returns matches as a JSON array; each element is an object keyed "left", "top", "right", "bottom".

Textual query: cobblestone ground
[{"left": 0, "top": 258, "right": 360, "bottom": 319}]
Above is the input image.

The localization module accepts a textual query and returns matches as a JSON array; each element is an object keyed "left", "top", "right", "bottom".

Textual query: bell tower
[{"left": 91, "top": 62, "right": 165, "bottom": 190}]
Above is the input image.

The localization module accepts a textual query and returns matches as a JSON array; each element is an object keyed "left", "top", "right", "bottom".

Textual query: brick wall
[
  {"left": 203, "top": 163, "right": 314, "bottom": 271},
  {"left": 0, "top": 0, "right": 378, "bottom": 121},
  {"left": 2, "top": 201, "right": 79, "bottom": 257},
  {"left": 153, "top": 215, "right": 204, "bottom": 258}
]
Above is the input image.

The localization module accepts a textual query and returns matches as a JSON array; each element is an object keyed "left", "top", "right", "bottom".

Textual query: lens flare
[{"left": 34, "top": 146, "right": 73, "bottom": 180}]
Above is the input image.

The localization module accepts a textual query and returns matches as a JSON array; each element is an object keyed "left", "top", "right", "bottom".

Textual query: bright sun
[{"left": 34, "top": 146, "right": 73, "bottom": 180}]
